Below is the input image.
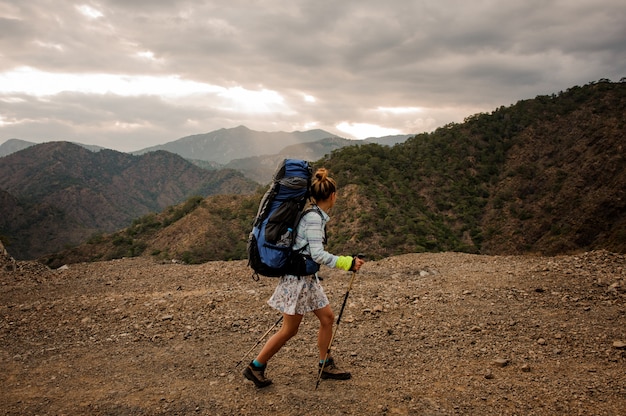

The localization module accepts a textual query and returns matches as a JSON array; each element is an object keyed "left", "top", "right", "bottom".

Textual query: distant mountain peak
[
  {"left": 0, "top": 139, "right": 36, "bottom": 157},
  {"left": 133, "top": 126, "right": 342, "bottom": 164}
]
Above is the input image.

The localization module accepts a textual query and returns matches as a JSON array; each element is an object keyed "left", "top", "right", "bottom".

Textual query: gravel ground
[{"left": 1, "top": 251, "right": 625, "bottom": 415}]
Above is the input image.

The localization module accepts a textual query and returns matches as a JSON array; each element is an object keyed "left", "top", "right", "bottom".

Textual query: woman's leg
[
  {"left": 313, "top": 305, "right": 335, "bottom": 360},
  {"left": 255, "top": 313, "right": 303, "bottom": 364},
  {"left": 313, "top": 305, "right": 351, "bottom": 380}
]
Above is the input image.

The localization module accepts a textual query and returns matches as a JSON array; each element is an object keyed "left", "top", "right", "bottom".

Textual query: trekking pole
[
  {"left": 316, "top": 255, "right": 364, "bottom": 389},
  {"left": 235, "top": 315, "right": 283, "bottom": 368}
]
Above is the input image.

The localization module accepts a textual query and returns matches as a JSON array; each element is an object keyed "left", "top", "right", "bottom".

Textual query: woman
[{"left": 243, "top": 167, "right": 365, "bottom": 388}]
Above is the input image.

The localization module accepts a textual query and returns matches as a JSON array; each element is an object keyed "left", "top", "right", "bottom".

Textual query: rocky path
[{"left": 1, "top": 251, "right": 625, "bottom": 415}]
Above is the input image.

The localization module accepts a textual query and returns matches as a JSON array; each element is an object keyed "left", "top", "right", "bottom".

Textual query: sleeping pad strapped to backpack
[{"left": 247, "top": 159, "right": 321, "bottom": 279}]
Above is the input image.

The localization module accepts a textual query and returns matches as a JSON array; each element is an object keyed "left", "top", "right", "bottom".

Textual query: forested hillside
[
  {"left": 0, "top": 143, "right": 257, "bottom": 259},
  {"left": 43, "top": 80, "right": 626, "bottom": 266},
  {"left": 326, "top": 80, "right": 626, "bottom": 257}
]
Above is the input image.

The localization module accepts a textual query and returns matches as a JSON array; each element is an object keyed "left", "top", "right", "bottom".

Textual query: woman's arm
[{"left": 302, "top": 212, "right": 354, "bottom": 271}]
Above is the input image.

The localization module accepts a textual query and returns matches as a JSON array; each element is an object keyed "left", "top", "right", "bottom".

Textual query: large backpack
[{"left": 247, "top": 159, "right": 321, "bottom": 279}]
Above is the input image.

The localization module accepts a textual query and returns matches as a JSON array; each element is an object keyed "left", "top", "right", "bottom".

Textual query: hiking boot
[
  {"left": 243, "top": 362, "right": 272, "bottom": 388},
  {"left": 319, "top": 357, "right": 351, "bottom": 380}
]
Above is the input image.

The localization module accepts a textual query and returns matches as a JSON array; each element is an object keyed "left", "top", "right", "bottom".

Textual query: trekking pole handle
[{"left": 350, "top": 253, "right": 366, "bottom": 272}]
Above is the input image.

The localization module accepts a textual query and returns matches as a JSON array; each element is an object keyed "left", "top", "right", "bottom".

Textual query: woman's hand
[{"left": 351, "top": 256, "right": 365, "bottom": 272}]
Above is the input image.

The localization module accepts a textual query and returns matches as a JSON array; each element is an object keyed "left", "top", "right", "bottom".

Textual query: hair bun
[
  {"left": 310, "top": 167, "right": 336, "bottom": 202},
  {"left": 315, "top": 168, "right": 328, "bottom": 181}
]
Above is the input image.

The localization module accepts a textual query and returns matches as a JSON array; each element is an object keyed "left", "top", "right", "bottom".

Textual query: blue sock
[{"left": 252, "top": 359, "right": 265, "bottom": 369}]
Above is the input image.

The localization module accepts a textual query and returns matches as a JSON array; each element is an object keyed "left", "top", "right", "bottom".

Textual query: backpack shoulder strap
[
  {"left": 294, "top": 205, "right": 326, "bottom": 246},
  {"left": 303, "top": 204, "right": 323, "bottom": 219}
]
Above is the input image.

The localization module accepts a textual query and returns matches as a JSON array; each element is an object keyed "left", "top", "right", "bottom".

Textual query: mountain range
[
  {"left": 1, "top": 128, "right": 411, "bottom": 184},
  {"left": 0, "top": 127, "right": 410, "bottom": 259},
  {"left": 38, "top": 80, "right": 626, "bottom": 267},
  {"left": 2, "top": 80, "right": 625, "bottom": 265}
]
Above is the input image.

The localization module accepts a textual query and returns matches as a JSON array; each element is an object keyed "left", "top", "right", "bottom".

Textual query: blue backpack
[{"left": 247, "top": 159, "right": 321, "bottom": 279}]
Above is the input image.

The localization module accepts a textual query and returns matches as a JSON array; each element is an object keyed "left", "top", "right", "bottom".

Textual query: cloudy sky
[{"left": 0, "top": 1, "right": 624, "bottom": 152}]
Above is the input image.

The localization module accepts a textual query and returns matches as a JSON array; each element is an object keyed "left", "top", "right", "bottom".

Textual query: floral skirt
[{"left": 267, "top": 274, "right": 329, "bottom": 315}]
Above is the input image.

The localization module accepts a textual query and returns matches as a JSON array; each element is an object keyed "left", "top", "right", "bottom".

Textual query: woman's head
[{"left": 310, "top": 168, "right": 336, "bottom": 203}]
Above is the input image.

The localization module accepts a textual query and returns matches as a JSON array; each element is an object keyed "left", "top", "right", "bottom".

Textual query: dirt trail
[{"left": 1, "top": 251, "right": 625, "bottom": 415}]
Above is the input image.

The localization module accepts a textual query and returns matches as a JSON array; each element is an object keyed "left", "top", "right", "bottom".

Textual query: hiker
[{"left": 243, "top": 167, "right": 365, "bottom": 388}]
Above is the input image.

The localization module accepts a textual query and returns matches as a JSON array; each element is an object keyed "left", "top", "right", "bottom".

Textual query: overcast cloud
[{"left": 0, "top": 0, "right": 624, "bottom": 152}]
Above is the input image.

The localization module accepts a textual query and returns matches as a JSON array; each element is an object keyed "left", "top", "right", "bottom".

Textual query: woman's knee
[
  {"left": 281, "top": 325, "right": 299, "bottom": 339},
  {"left": 318, "top": 309, "right": 334, "bottom": 327},
  {"left": 278, "top": 314, "right": 303, "bottom": 339},
  {"left": 279, "top": 320, "right": 301, "bottom": 339}
]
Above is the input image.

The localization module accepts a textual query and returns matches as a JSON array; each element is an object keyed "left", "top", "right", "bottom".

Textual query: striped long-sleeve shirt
[{"left": 293, "top": 206, "right": 353, "bottom": 271}]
